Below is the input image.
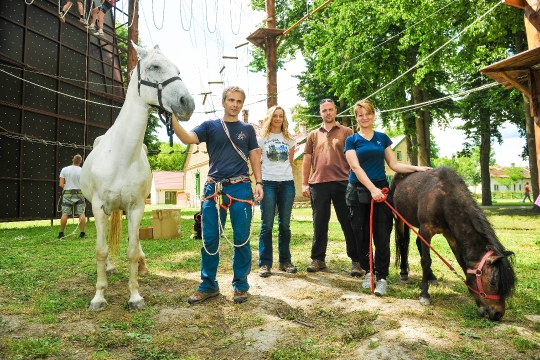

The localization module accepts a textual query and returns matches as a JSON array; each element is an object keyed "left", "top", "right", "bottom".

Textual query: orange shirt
[{"left": 304, "top": 124, "right": 353, "bottom": 184}]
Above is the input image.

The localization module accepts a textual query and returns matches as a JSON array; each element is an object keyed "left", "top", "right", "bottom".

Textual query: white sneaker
[
  {"left": 362, "top": 273, "right": 372, "bottom": 289},
  {"left": 93, "top": 29, "right": 104, "bottom": 36},
  {"left": 86, "top": 23, "right": 95, "bottom": 30},
  {"left": 374, "top": 279, "right": 388, "bottom": 296}
]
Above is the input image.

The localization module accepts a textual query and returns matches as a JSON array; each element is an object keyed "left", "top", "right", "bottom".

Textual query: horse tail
[
  {"left": 108, "top": 210, "right": 122, "bottom": 256},
  {"left": 394, "top": 217, "right": 409, "bottom": 269}
]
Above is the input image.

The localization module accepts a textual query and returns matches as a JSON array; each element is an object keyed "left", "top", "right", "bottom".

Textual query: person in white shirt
[
  {"left": 257, "top": 105, "right": 297, "bottom": 277},
  {"left": 58, "top": 154, "right": 86, "bottom": 239}
]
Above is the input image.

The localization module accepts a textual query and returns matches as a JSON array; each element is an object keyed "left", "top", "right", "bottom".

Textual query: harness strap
[{"left": 466, "top": 250, "right": 499, "bottom": 299}]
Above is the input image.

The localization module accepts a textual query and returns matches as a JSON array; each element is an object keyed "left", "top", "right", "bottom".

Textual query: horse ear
[
  {"left": 154, "top": 44, "right": 160, "bottom": 50},
  {"left": 131, "top": 41, "right": 148, "bottom": 60},
  {"left": 486, "top": 255, "right": 503, "bottom": 265}
]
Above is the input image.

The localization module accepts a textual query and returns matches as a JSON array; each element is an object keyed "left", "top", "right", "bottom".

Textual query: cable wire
[{"left": 336, "top": 0, "right": 504, "bottom": 117}]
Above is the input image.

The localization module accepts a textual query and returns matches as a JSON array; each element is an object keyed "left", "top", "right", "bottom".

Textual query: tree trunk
[
  {"left": 339, "top": 98, "right": 351, "bottom": 127},
  {"left": 480, "top": 114, "right": 492, "bottom": 206},
  {"left": 402, "top": 113, "right": 417, "bottom": 165},
  {"left": 422, "top": 88, "right": 431, "bottom": 165},
  {"left": 523, "top": 94, "right": 540, "bottom": 209},
  {"left": 413, "top": 85, "right": 429, "bottom": 166}
]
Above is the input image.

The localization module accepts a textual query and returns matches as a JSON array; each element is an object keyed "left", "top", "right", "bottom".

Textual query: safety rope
[{"left": 200, "top": 180, "right": 254, "bottom": 256}]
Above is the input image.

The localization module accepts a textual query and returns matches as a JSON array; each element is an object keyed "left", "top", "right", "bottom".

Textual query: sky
[{"left": 114, "top": 0, "right": 529, "bottom": 168}]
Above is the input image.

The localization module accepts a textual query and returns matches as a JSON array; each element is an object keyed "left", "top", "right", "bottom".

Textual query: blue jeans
[
  {"left": 258, "top": 180, "right": 295, "bottom": 267},
  {"left": 199, "top": 181, "right": 253, "bottom": 293}
]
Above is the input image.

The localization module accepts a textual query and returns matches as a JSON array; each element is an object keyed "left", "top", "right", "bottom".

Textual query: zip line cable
[
  {"left": 301, "top": 81, "right": 500, "bottom": 118},
  {"left": 140, "top": 0, "right": 155, "bottom": 46},
  {"left": 339, "top": 0, "right": 461, "bottom": 71},
  {"left": 0, "top": 68, "right": 122, "bottom": 109},
  {"left": 336, "top": 0, "right": 503, "bottom": 117}
]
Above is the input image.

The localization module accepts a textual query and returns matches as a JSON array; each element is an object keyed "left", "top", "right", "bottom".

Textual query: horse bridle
[
  {"left": 466, "top": 249, "right": 501, "bottom": 300},
  {"left": 136, "top": 60, "right": 182, "bottom": 145}
]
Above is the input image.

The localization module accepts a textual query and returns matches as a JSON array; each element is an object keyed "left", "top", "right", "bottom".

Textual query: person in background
[
  {"left": 59, "top": 0, "right": 88, "bottom": 25},
  {"left": 302, "top": 98, "right": 364, "bottom": 277},
  {"left": 86, "top": 0, "right": 118, "bottom": 36},
  {"left": 257, "top": 105, "right": 297, "bottom": 278},
  {"left": 522, "top": 182, "right": 532, "bottom": 203},
  {"left": 345, "top": 99, "right": 431, "bottom": 296},
  {"left": 58, "top": 154, "right": 86, "bottom": 239},
  {"left": 172, "top": 86, "right": 263, "bottom": 305}
]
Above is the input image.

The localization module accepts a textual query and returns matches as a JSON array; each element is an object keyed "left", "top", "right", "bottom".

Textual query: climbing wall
[{"left": 0, "top": 0, "right": 125, "bottom": 221}]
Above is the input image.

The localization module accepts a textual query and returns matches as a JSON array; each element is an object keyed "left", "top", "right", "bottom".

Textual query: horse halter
[
  {"left": 466, "top": 250, "right": 501, "bottom": 300},
  {"left": 136, "top": 61, "right": 182, "bottom": 111},
  {"left": 136, "top": 60, "right": 182, "bottom": 146}
]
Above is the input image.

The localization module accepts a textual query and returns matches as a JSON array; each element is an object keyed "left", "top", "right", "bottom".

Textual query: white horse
[{"left": 80, "top": 43, "right": 195, "bottom": 311}]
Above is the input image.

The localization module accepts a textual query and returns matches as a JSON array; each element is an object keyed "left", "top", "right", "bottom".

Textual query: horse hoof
[
  {"left": 400, "top": 273, "right": 409, "bottom": 281},
  {"left": 428, "top": 279, "right": 439, "bottom": 286},
  {"left": 138, "top": 267, "right": 149, "bottom": 276},
  {"left": 106, "top": 268, "right": 118, "bottom": 275},
  {"left": 88, "top": 301, "right": 107, "bottom": 311},
  {"left": 419, "top": 296, "right": 431, "bottom": 306},
  {"left": 128, "top": 299, "right": 145, "bottom": 310}
]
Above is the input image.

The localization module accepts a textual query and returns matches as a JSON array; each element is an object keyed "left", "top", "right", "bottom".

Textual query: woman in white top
[{"left": 257, "top": 105, "right": 297, "bottom": 277}]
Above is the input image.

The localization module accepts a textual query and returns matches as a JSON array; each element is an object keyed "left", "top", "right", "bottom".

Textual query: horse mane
[{"left": 436, "top": 167, "right": 516, "bottom": 298}]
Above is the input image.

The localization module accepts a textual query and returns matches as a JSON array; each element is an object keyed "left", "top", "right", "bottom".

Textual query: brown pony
[{"left": 390, "top": 166, "right": 516, "bottom": 321}]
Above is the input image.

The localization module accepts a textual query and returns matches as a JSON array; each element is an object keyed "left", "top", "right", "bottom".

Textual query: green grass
[{"left": 0, "top": 205, "right": 539, "bottom": 359}]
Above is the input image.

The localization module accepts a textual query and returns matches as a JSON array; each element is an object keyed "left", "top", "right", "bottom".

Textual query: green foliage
[
  {"left": 497, "top": 165, "right": 526, "bottom": 190},
  {"left": 147, "top": 142, "right": 187, "bottom": 171},
  {"left": 5, "top": 336, "right": 62, "bottom": 359},
  {"left": 433, "top": 147, "right": 486, "bottom": 187}
]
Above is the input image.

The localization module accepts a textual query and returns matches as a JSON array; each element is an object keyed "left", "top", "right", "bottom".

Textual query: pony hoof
[
  {"left": 400, "top": 273, "right": 409, "bottom": 281},
  {"left": 428, "top": 279, "right": 439, "bottom": 286},
  {"left": 419, "top": 296, "right": 431, "bottom": 306},
  {"left": 106, "top": 268, "right": 118, "bottom": 275},
  {"left": 138, "top": 267, "right": 149, "bottom": 276},
  {"left": 88, "top": 301, "right": 107, "bottom": 311},
  {"left": 128, "top": 299, "right": 145, "bottom": 310}
]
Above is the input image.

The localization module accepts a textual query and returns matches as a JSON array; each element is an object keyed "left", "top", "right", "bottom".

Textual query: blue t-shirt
[
  {"left": 344, "top": 131, "right": 392, "bottom": 183},
  {"left": 192, "top": 119, "right": 258, "bottom": 181}
]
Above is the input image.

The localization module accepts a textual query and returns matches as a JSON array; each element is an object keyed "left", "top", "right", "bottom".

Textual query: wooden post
[
  {"left": 127, "top": 0, "right": 139, "bottom": 82},
  {"left": 266, "top": 0, "right": 278, "bottom": 108},
  {"left": 522, "top": 0, "right": 540, "bottom": 196}
]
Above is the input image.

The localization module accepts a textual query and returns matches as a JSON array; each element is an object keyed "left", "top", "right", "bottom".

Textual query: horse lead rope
[{"left": 369, "top": 188, "right": 500, "bottom": 299}]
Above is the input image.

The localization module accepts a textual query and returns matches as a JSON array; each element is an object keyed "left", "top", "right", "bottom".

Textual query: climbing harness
[
  {"left": 136, "top": 59, "right": 182, "bottom": 146},
  {"left": 200, "top": 176, "right": 255, "bottom": 256},
  {"left": 368, "top": 188, "right": 501, "bottom": 300}
]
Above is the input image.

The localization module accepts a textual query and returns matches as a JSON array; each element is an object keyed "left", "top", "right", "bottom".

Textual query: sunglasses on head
[{"left": 319, "top": 98, "right": 334, "bottom": 104}]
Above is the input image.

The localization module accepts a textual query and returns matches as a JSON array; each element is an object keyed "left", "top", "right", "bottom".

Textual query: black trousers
[
  {"left": 309, "top": 181, "right": 358, "bottom": 262},
  {"left": 348, "top": 202, "right": 393, "bottom": 280}
]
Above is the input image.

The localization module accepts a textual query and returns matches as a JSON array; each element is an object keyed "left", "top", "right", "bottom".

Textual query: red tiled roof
[
  {"left": 489, "top": 166, "right": 530, "bottom": 178},
  {"left": 152, "top": 171, "right": 184, "bottom": 190}
]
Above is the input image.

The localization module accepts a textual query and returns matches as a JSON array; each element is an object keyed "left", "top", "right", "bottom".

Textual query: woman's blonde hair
[
  {"left": 353, "top": 99, "right": 376, "bottom": 131},
  {"left": 261, "top": 105, "right": 293, "bottom": 141}
]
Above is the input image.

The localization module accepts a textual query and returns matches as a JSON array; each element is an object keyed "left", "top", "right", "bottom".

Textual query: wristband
[{"left": 256, "top": 181, "right": 263, "bottom": 186}]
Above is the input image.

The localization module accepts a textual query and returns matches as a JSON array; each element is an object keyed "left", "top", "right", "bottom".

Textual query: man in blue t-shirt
[{"left": 172, "top": 86, "right": 263, "bottom": 305}]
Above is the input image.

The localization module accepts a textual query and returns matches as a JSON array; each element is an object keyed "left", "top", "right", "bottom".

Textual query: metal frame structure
[{"left": 0, "top": 0, "right": 126, "bottom": 221}]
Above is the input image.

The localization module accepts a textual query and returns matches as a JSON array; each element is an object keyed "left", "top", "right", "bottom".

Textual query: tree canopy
[{"left": 250, "top": 0, "right": 528, "bottom": 203}]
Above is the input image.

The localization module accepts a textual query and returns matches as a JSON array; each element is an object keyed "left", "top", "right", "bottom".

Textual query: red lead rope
[{"left": 368, "top": 187, "right": 500, "bottom": 300}]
